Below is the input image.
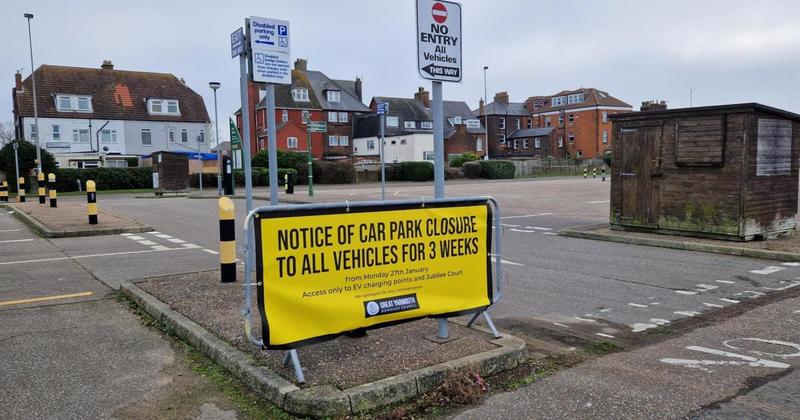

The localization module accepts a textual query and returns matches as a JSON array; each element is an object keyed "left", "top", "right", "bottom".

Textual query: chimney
[
  {"left": 414, "top": 87, "right": 430, "bottom": 108},
  {"left": 494, "top": 91, "right": 509, "bottom": 104},
  {"left": 101, "top": 60, "right": 114, "bottom": 70},
  {"left": 640, "top": 100, "right": 668, "bottom": 112},
  {"left": 479, "top": 98, "right": 485, "bottom": 116},
  {"left": 294, "top": 58, "right": 307, "bottom": 71},
  {"left": 15, "top": 71, "right": 23, "bottom": 92},
  {"left": 354, "top": 77, "right": 363, "bottom": 102}
]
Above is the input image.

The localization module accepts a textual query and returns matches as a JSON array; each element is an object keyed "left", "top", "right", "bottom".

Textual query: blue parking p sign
[{"left": 377, "top": 102, "right": 389, "bottom": 115}]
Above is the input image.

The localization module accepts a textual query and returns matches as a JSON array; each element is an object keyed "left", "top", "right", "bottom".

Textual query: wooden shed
[
  {"left": 151, "top": 151, "right": 189, "bottom": 195},
  {"left": 609, "top": 103, "right": 800, "bottom": 241}
]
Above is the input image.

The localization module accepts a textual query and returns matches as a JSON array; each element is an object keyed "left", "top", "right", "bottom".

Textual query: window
[
  {"left": 282, "top": 110, "right": 289, "bottom": 123},
  {"left": 551, "top": 96, "right": 565, "bottom": 107},
  {"left": 527, "top": 119, "right": 532, "bottom": 129},
  {"left": 390, "top": 140, "right": 396, "bottom": 145},
  {"left": 544, "top": 117, "right": 551, "bottom": 127},
  {"left": 339, "top": 112, "right": 348, "bottom": 123},
  {"left": 30, "top": 124, "right": 37, "bottom": 139},
  {"left": 602, "top": 111, "right": 608, "bottom": 123},
  {"left": 513, "top": 139, "right": 519, "bottom": 149},
  {"left": 301, "top": 110, "right": 310, "bottom": 123},
  {"left": 328, "top": 112, "right": 338, "bottom": 122},
  {"left": 568, "top": 114, "right": 574, "bottom": 123},
  {"left": 168, "top": 128, "right": 175, "bottom": 143},
  {"left": 500, "top": 134, "right": 506, "bottom": 144},
  {"left": 534, "top": 138, "right": 541, "bottom": 148},
  {"left": 515, "top": 119, "right": 521, "bottom": 130},
  {"left": 569, "top": 133, "right": 575, "bottom": 143},
  {"left": 404, "top": 121, "right": 416, "bottom": 129},
  {"left": 523, "top": 139, "right": 530, "bottom": 149},
  {"left": 100, "top": 129, "right": 117, "bottom": 143},
  {"left": 400, "top": 139, "right": 407, "bottom": 145},
  {"left": 338, "top": 136, "right": 349, "bottom": 146},
  {"left": 141, "top": 129, "right": 152, "bottom": 146},
  {"left": 476, "top": 138, "right": 483, "bottom": 151},
  {"left": 448, "top": 116, "right": 462, "bottom": 126},
  {"left": 328, "top": 135, "right": 338, "bottom": 146},
  {"left": 287, "top": 137, "right": 298, "bottom": 149},
  {"left": 558, "top": 137, "right": 564, "bottom": 148},
  {"left": 499, "top": 117, "right": 505, "bottom": 129},
  {"left": 106, "top": 160, "right": 128, "bottom": 168},
  {"left": 72, "top": 129, "right": 89, "bottom": 143},
  {"left": 602, "top": 129, "right": 608, "bottom": 144},
  {"left": 199, "top": 129, "right": 205, "bottom": 143},
  {"left": 291, "top": 88, "right": 310, "bottom": 102},
  {"left": 421, "top": 121, "right": 433, "bottom": 129},
  {"left": 56, "top": 95, "right": 93, "bottom": 112},
  {"left": 181, "top": 129, "right": 188, "bottom": 143},
  {"left": 423, "top": 151, "right": 434, "bottom": 161},
  {"left": 367, "top": 139, "right": 375, "bottom": 150},
  {"left": 567, "top": 93, "right": 584, "bottom": 104},
  {"left": 386, "top": 116, "right": 399, "bottom": 127},
  {"left": 52, "top": 125, "right": 60, "bottom": 140},
  {"left": 326, "top": 90, "right": 341, "bottom": 102},
  {"left": 558, "top": 115, "right": 564, "bottom": 125},
  {"left": 147, "top": 99, "right": 179, "bottom": 115}
]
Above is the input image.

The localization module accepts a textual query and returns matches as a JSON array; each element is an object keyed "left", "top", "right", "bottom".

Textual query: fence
[{"left": 510, "top": 158, "right": 607, "bottom": 178}]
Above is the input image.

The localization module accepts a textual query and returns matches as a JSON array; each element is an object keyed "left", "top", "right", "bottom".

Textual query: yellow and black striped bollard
[
  {"left": 0, "top": 181, "right": 7, "bottom": 202},
  {"left": 37, "top": 172, "right": 46, "bottom": 204},
  {"left": 602, "top": 167, "right": 606, "bottom": 182},
  {"left": 48, "top": 173, "right": 57, "bottom": 208},
  {"left": 583, "top": 168, "right": 587, "bottom": 179},
  {"left": 87, "top": 180, "right": 98, "bottom": 224},
  {"left": 284, "top": 173, "right": 288, "bottom": 193},
  {"left": 593, "top": 167, "right": 597, "bottom": 178},
  {"left": 218, "top": 197, "right": 236, "bottom": 283},
  {"left": 18, "top": 177, "right": 25, "bottom": 202}
]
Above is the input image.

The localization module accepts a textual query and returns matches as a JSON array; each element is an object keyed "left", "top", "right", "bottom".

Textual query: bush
[
  {"left": 0, "top": 140, "right": 57, "bottom": 192},
  {"left": 449, "top": 152, "right": 480, "bottom": 168},
  {"left": 478, "top": 160, "right": 516, "bottom": 179},
  {"left": 231, "top": 168, "right": 297, "bottom": 187},
  {"left": 54, "top": 167, "right": 153, "bottom": 192},
  {"left": 602, "top": 151, "right": 612, "bottom": 167},
  {"left": 312, "top": 160, "right": 354, "bottom": 184},
  {"left": 399, "top": 161, "right": 434, "bottom": 182},
  {"left": 126, "top": 157, "right": 139, "bottom": 167},
  {"left": 251, "top": 150, "right": 309, "bottom": 170},
  {"left": 445, "top": 167, "right": 463, "bottom": 180},
  {"left": 462, "top": 161, "right": 482, "bottom": 179}
]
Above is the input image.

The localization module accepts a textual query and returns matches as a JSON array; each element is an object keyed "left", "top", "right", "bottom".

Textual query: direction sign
[
  {"left": 377, "top": 102, "right": 389, "bottom": 115},
  {"left": 249, "top": 16, "right": 291, "bottom": 84},
  {"left": 416, "top": 0, "right": 462, "bottom": 82},
  {"left": 229, "top": 118, "right": 242, "bottom": 149},
  {"left": 231, "top": 27, "right": 244, "bottom": 58},
  {"left": 307, "top": 121, "right": 327, "bottom": 132}
]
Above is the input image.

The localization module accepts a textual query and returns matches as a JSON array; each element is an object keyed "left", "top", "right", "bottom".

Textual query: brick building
[
  {"left": 527, "top": 88, "right": 632, "bottom": 159},
  {"left": 235, "top": 59, "right": 370, "bottom": 160},
  {"left": 473, "top": 91, "right": 532, "bottom": 158}
]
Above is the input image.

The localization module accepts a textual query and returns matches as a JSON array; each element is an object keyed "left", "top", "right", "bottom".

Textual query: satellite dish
[{"left": 102, "top": 146, "right": 109, "bottom": 152}]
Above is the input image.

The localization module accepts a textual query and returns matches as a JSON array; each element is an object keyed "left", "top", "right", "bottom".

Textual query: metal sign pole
[
  {"left": 431, "top": 80, "right": 448, "bottom": 339},
  {"left": 380, "top": 113, "right": 386, "bottom": 200},
  {"left": 306, "top": 117, "right": 314, "bottom": 197},
  {"left": 266, "top": 84, "right": 279, "bottom": 205}
]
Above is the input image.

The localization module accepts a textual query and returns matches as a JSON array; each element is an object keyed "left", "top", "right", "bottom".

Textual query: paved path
[{"left": 456, "top": 292, "right": 800, "bottom": 419}]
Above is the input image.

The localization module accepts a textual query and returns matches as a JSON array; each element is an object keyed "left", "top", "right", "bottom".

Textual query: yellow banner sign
[{"left": 254, "top": 201, "right": 493, "bottom": 349}]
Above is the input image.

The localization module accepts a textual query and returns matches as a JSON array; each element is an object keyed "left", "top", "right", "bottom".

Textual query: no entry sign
[{"left": 417, "top": 0, "right": 462, "bottom": 82}]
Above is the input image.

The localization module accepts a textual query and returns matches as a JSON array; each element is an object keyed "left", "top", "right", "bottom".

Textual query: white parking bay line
[
  {"left": 674, "top": 311, "right": 701, "bottom": 317},
  {"left": 500, "top": 213, "right": 554, "bottom": 219},
  {"left": 586, "top": 200, "right": 610, "bottom": 204},
  {"left": 155, "top": 234, "right": 173, "bottom": 239},
  {"left": 596, "top": 333, "right": 615, "bottom": 338},
  {"left": 137, "top": 240, "right": 157, "bottom": 246},
  {"left": 0, "top": 247, "right": 199, "bottom": 266},
  {"left": 720, "top": 298, "right": 741, "bottom": 304},
  {"left": 782, "top": 262, "right": 800, "bottom": 267},
  {"left": 628, "top": 303, "right": 648, "bottom": 308},
  {"left": 715, "top": 280, "right": 736, "bottom": 284},
  {"left": 490, "top": 256, "right": 523, "bottom": 266},
  {"left": 509, "top": 228, "right": 537, "bottom": 233},
  {"left": 168, "top": 238, "right": 186, "bottom": 244},
  {"left": 126, "top": 235, "right": 145, "bottom": 241},
  {"left": 675, "top": 290, "right": 698, "bottom": 295},
  {"left": 0, "top": 239, "right": 34, "bottom": 243},
  {"left": 203, "top": 249, "right": 219, "bottom": 255},
  {"left": 750, "top": 266, "right": 785, "bottom": 275},
  {"left": 703, "top": 302, "right": 724, "bottom": 308},
  {"left": 0, "top": 229, "right": 22, "bottom": 233},
  {"left": 541, "top": 232, "right": 559, "bottom": 235},
  {"left": 151, "top": 245, "right": 171, "bottom": 251}
]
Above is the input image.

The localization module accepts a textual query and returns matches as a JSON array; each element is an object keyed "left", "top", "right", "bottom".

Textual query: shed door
[{"left": 620, "top": 126, "right": 661, "bottom": 227}]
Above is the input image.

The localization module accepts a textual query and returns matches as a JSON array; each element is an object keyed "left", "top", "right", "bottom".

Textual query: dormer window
[
  {"left": 148, "top": 99, "right": 180, "bottom": 115},
  {"left": 326, "top": 90, "right": 341, "bottom": 103},
  {"left": 56, "top": 94, "right": 93, "bottom": 112},
  {"left": 421, "top": 121, "right": 433, "bottom": 129},
  {"left": 292, "top": 88, "right": 310, "bottom": 102}
]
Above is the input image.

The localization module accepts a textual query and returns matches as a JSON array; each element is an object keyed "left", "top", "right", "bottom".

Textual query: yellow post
[
  {"left": 48, "top": 173, "right": 57, "bottom": 208},
  {"left": 0, "top": 181, "right": 7, "bottom": 203},
  {"left": 218, "top": 197, "right": 236, "bottom": 283},
  {"left": 593, "top": 167, "right": 597, "bottom": 178},
  {"left": 87, "top": 180, "right": 97, "bottom": 224},
  {"left": 583, "top": 168, "right": 587, "bottom": 179},
  {"left": 17, "top": 177, "right": 25, "bottom": 202},
  {"left": 37, "top": 172, "right": 45, "bottom": 204}
]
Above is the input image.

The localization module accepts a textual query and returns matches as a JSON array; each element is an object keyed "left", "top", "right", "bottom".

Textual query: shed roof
[
  {"left": 508, "top": 127, "right": 553, "bottom": 139},
  {"left": 610, "top": 103, "right": 800, "bottom": 122}
]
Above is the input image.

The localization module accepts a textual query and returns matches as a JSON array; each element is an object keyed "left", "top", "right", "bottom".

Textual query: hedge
[
  {"left": 226, "top": 168, "right": 297, "bottom": 187},
  {"left": 398, "top": 161, "right": 434, "bottom": 181},
  {"left": 449, "top": 152, "right": 480, "bottom": 168},
  {"left": 478, "top": 160, "right": 516, "bottom": 179},
  {"left": 54, "top": 168, "right": 153, "bottom": 192},
  {"left": 462, "top": 161, "right": 481, "bottom": 179}
]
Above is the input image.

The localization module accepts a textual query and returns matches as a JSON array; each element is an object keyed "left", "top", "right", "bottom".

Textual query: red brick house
[
  {"left": 527, "top": 88, "right": 632, "bottom": 159},
  {"left": 472, "top": 91, "right": 533, "bottom": 158},
  {"left": 235, "top": 59, "right": 370, "bottom": 160}
]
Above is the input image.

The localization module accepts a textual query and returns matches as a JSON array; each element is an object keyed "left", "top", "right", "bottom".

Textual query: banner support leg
[
  {"left": 466, "top": 312, "right": 480, "bottom": 327},
  {"left": 289, "top": 349, "right": 305, "bottom": 384},
  {"left": 482, "top": 311, "right": 501, "bottom": 339},
  {"left": 437, "top": 318, "right": 449, "bottom": 339}
]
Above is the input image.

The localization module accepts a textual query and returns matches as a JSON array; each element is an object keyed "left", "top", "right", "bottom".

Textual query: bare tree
[{"left": 0, "top": 121, "right": 14, "bottom": 146}]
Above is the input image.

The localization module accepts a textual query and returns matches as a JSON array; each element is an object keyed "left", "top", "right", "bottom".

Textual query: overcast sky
[{"left": 2, "top": 0, "right": 799, "bottom": 142}]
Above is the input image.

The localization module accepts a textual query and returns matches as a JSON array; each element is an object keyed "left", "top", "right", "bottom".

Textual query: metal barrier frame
[{"left": 241, "top": 196, "right": 504, "bottom": 383}]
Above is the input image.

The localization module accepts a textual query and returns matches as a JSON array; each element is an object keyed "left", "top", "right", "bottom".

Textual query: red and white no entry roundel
[{"left": 432, "top": 2, "right": 448, "bottom": 23}]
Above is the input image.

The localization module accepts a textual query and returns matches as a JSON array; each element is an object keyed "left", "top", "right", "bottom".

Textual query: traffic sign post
[
  {"left": 377, "top": 102, "right": 389, "bottom": 200},
  {"left": 417, "top": 0, "right": 462, "bottom": 339},
  {"left": 305, "top": 120, "right": 327, "bottom": 197}
]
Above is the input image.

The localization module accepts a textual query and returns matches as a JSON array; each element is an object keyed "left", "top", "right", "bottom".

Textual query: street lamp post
[
  {"left": 12, "top": 142, "right": 20, "bottom": 196},
  {"left": 24, "top": 13, "right": 41, "bottom": 174},
  {"left": 197, "top": 136, "right": 204, "bottom": 193},
  {"left": 483, "top": 65, "right": 489, "bottom": 160},
  {"left": 209, "top": 82, "right": 222, "bottom": 195}
]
